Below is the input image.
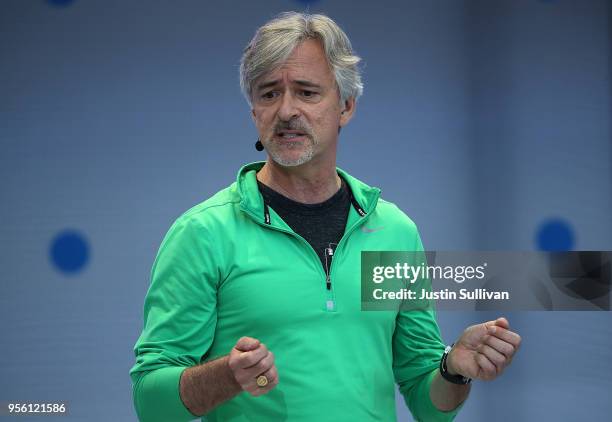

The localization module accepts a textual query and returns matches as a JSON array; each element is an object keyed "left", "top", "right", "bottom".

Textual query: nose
[{"left": 277, "top": 91, "right": 300, "bottom": 122}]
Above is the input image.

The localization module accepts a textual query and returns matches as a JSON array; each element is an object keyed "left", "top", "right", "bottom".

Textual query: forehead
[{"left": 259, "top": 39, "right": 335, "bottom": 87}]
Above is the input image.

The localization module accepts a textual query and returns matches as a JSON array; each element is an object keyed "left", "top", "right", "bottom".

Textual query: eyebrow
[
  {"left": 256, "top": 79, "right": 323, "bottom": 92},
  {"left": 294, "top": 80, "right": 322, "bottom": 89}
]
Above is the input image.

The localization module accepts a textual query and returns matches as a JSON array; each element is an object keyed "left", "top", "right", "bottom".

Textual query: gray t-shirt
[{"left": 257, "top": 177, "right": 350, "bottom": 271}]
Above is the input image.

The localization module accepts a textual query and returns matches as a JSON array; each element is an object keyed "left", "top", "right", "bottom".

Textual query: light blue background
[{"left": 1, "top": 0, "right": 611, "bottom": 420}]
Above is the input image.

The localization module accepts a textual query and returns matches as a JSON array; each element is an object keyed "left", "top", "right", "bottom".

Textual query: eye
[
  {"left": 261, "top": 91, "right": 278, "bottom": 100},
  {"left": 301, "top": 90, "right": 317, "bottom": 98}
]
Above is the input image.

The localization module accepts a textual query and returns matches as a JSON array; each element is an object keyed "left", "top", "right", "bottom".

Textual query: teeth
[{"left": 281, "top": 133, "right": 301, "bottom": 138}]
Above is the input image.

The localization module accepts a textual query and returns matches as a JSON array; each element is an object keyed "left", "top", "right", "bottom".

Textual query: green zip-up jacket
[{"left": 130, "top": 162, "right": 463, "bottom": 421}]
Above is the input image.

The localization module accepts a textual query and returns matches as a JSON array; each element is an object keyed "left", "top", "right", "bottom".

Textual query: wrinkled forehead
[{"left": 254, "top": 39, "right": 336, "bottom": 91}]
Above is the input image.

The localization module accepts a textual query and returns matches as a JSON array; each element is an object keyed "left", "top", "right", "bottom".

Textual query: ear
[
  {"left": 339, "top": 97, "right": 356, "bottom": 127},
  {"left": 251, "top": 108, "right": 257, "bottom": 122}
]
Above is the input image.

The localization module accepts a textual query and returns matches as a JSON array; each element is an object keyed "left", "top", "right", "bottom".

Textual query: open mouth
[{"left": 276, "top": 130, "right": 307, "bottom": 140}]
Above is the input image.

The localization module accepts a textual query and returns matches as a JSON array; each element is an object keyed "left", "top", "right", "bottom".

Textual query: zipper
[
  {"left": 242, "top": 207, "right": 329, "bottom": 299},
  {"left": 323, "top": 244, "right": 337, "bottom": 311},
  {"left": 241, "top": 191, "right": 378, "bottom": 312},
  {"left": 324, "top": 246, "right": 334, "bottom": 290},
  {"left": 325, "top": 208, "right": 374, "bottom": 296}
]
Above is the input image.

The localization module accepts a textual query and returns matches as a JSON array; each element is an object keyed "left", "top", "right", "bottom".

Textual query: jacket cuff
[
  {"left": 406, "top": 368, "right": 466, "bottom": 422},
  {"left": 133, "top": 366, "right": 198, "bottom": 422}
]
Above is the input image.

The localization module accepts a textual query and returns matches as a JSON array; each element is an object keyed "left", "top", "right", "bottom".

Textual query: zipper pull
[{"left": 324, "top": 246, "right": 335, "bottom": 290}]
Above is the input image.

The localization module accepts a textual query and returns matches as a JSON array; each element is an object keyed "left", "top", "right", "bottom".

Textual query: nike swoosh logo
[{"left": 360, "top": 226, "right": 385, "bottom": 233}]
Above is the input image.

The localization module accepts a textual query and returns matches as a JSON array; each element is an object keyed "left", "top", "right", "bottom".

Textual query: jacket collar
[{"left": 237, "top": 161, "right": 381, "bottom": 224}]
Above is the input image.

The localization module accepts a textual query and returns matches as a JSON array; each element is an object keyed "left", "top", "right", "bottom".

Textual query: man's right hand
[{"left": 228, "top": 336, "right": 279, "bottom": 397}]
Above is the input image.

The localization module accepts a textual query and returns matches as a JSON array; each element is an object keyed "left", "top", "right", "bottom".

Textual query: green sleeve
[
  {"left": 392, "top": 229, "right": 464, "bottom": 421},
  {"left": 393, "top": 309, "right": 464, "bottom": 421},
  {"left": 130, "top": 214, "right": 221, "bottom": 422},
  {"left": 399, "top": 367, "right": 464, "bottom": 422},
  {"left": 132, "top": 367, "right": 197, "bottom": 422}
]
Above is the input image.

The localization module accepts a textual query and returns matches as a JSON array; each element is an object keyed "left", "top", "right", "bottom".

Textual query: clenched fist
[
  {"left": 228, "top": 337, "right": 279, "bottom": 397},
  {"left": 447, "top": 317, "right": 521, "bottom": 381}
]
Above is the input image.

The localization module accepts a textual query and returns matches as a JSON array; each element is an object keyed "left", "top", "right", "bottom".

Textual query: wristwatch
[{"left": 439, "top": 344, "right": 472, "bottom": 385}]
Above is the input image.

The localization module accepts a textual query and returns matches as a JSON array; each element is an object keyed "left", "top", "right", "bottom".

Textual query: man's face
[{"left": 251, "top": 38, "right": 354, "bottom": 168}]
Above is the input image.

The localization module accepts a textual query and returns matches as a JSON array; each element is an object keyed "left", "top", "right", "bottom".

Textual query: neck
[{"left": 256, "top": 159, "right": 341, "bottom": 204}]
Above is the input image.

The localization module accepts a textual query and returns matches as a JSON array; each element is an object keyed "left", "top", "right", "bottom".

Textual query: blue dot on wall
[
  {"left": 536, "top": 218, "right": 575, "bottom": 251},
  {"left": 50, "top": 230, "right": 90, "bottom": 274},
  {"left": 47, "top": 0, "right": 75, "bottom": 7}
]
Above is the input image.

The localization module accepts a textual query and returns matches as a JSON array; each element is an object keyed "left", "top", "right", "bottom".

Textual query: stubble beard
[
  {"left": 263, "top": 120, "right": 317, "bottom": 167},
  {"left": 266, "top": 136, "right": 315, "bottom": 167}
]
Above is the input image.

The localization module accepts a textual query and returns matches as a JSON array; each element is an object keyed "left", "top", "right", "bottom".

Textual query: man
[{"left": 130, "top": 12, "right": 521, "bottom": 422}]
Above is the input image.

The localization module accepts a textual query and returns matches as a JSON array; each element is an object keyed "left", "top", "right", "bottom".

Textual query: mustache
[{"left": 273, "top": 119, "right": 312, "bottom": 135}]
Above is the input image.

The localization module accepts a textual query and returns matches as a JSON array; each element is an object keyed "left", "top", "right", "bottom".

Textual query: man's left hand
[{"left": 447, "top": 317, "right": 521, "bottom": 381}]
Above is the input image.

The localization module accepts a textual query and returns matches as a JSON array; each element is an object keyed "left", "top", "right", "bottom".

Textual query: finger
[
  {"left": 479, "top": 344, "right": 506, "bottom": 373},
  {"left": 242, "top": 351, "right": 275, "bottom": 378},
  {"left": 494, "top": 317, "right": 510, "bottom": 329},
  {"left": 244, "top": 364, "right": 278, "bottom": 395},
  {"left": 247, "top": 366, "right": 279, "bottom": 397},
  {"left": 235, "top": 336, "right": 260, "bottom": 352},
  {"left": 487, "top": 326, "right": 522, "bottom": 349},
  {"left": 265, "top": 365, "right": 279, "bottom": 386},
  {"left": 237, "top": 344, "right": 269, "bottom": 369},
  {"left": 475, "top": 353, "right": 497, "bottom": 381},
  {"left": 485, "top": 334, "right": 516, "bottom": 359}
]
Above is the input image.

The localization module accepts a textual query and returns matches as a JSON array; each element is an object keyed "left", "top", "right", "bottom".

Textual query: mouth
[{"left": 275, "top": 130, "right": 308, "bottom": 141}]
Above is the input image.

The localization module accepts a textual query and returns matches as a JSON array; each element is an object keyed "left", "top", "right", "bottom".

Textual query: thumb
[{"left": 235, "top": 336, "right": 260, "bottom": 352}]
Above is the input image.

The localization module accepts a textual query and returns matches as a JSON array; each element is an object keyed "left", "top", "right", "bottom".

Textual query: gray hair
[{"left": 240, "top": 12, "right": 363, "bottom": 107}]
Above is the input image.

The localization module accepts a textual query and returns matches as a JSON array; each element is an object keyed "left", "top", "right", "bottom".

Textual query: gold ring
[{"left": 256, "top": 375, "right": 269, "bottom": 387}]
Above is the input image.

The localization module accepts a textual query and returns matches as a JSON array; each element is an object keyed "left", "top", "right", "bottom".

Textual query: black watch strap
[{"left": 439, "top": 344, "right": 472, "bottom": 385}]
